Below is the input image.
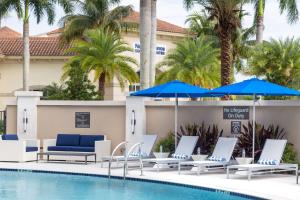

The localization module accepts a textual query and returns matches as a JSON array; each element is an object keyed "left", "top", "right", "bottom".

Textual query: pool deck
[{"left": 0, "top": 162, "right": 298, "bottom": 200}]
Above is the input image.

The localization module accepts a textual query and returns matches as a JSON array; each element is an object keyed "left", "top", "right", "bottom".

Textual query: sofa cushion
[
  {"left": 56, "top": 134, "right": 80, "bottom": 146},
  {"left": 2, "top": 134, "right": 18, "bottom": 140},
  {"left": 26, "top": 146, "right": 38, "bottom": 152},
  {"left": 48, "top": 146, "right": 95, "bottom": 152},
  {"left": 79, "top": 135, "right": 104, "bottom": 147}
]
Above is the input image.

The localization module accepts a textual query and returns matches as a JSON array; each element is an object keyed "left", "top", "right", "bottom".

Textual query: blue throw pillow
[
  {"left": 258, "top": 159, "right": 279, "bottom": 165},
  {"left": 171, "top": 154, "right": 189, "bottom": 159},
  {"left": 56, "top": 134, "right": 80, "bottom": 146},
  {"left": 2, "top": 134, "right": 18, "bottom": 140},
  {"left": 79, "top": 135, "right": 104, "bottom": 147}
]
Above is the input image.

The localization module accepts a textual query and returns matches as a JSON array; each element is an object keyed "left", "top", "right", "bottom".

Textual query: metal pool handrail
[
  {"left": 108, "top": 141, "right": 128, "bottom": 178},
  {"left": 125, "top": 142, "right": 144, "bottom": 177}
]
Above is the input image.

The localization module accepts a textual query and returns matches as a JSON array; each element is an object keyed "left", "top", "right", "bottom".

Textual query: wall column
[
  {"left": 125, "top": 96, "right": 147, "bottom": 144},
  {"left": 15, "top": 91, "right": 42, "bottom": 139}
]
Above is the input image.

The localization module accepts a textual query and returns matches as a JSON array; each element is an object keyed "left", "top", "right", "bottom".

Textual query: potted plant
[{"left": 153, "top": 132, "right": 174, "bottom": 158}]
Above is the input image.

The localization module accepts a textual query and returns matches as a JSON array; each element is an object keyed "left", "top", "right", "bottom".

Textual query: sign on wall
[
  {"left": 134, "top": 43, "right": 166, "bottom": 55},
  {"left": 223, "top": 106, "right": 249, "bottom": 120},
  {"left": 75, "top": 112, "right": 90, "bottom": 128},
  {"left": 231, "top": 121, "right": 241, "bottom": 134}
]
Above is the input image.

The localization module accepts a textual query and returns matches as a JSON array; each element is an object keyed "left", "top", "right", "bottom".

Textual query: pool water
[{"left": 0, "top": 171, "right": 253, "bottom": 200}]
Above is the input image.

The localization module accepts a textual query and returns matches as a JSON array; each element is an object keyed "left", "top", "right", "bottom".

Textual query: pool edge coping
[{"left": 0, "top": 167, "right": 267, "bottom": 200}]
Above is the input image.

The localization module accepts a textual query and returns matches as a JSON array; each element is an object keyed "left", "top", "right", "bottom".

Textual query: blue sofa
[
  {"left": 43, "top": 134, "right": 111, "bottom": 162},
  {"left": 47, "top": 134, "right": 104, "bottom": 152}
]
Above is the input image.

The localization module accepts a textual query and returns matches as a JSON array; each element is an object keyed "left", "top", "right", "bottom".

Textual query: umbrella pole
[
  {"left": 252, "top": 94, "right": 256, "bottom": 162},
  {"left": 175, "top": 95, "right": 178, "bottom": 149}
]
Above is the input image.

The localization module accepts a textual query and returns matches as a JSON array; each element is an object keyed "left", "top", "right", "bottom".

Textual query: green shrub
[
  {"left": 154, "top": 122, "right": 223, "bottom": 154},
  {"left": 177, "top": 122, "right": 223, "bottom": 154},
  {"left": 154, "top": 132, "right": 175, "bottom": 153},
  {"left": 235, "top": 121, "right": 286, "bottom": 160},
  {"left": 0, "top": 120, "right": 3, "bottom": 134},
  {"left": 283, "top": 143, "right": 299, "bottom": 166}
]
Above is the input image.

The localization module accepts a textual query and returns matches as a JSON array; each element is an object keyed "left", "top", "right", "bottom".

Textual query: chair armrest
[
  {"left": 95, "top": 140, "right": 111, "bottom": 161},
  {"left": 0, "top": 140, "right": 26, "bottom": 152},
  {"left": 23, "top": 139, "right": 40, "bottom": 149},
  {"left": 43, "top": 139, "right": 57, "bottom": 152}
]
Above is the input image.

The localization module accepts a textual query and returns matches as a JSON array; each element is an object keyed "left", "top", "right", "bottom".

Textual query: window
[
  {"left": 156, "top": 46, "right": 166, "bottom": 55},
  {"left": 133, "top": 43, "right": 166, "bottom": 55},
  {"left": 134, "top": 43, "right": 141, "bottom": 53},
  {"left": 129, "top": 84, "right": 141, "bottom": 92}
]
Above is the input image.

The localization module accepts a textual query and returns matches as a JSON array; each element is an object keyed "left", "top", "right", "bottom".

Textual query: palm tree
[
  {"left": 139, "top": 0, "right": 151, "bottom": 89},
  {"left": 245, "top": 38, "right": 300, "bottom": 88},
  {"left": 59, "top": 0, "right": 132, "bottom": 43},
  {"left": 0, "top": 0, "right": 74, "bottom": 91},
  {"left": 0, "top": 10, "right": 9, "bottom": 28},
  {"left": 184, "top": 0, "right": 243, "bottom": 87},
  {"left": 185, "top": 10, "right": 217, "bottom": 40},
  {"left": 156, "top": 35, "right": 220, "bottom": 88},
  {"left": 64, "top": 28, "right": 139, "bottom": 98},
  {"left": 252, "top": 0, "right": 299, "bottom": 43},
  {"left": 150, "top": 0, "right": 157, "bottom": 87}
]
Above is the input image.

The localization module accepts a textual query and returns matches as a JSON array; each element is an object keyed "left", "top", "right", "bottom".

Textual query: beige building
[{"left": 0, "top": 11, "right": 186, "bottom": 109}]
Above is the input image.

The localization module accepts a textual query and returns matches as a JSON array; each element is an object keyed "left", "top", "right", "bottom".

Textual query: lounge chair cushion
[
  {"left": 171, "top": 154, "right": 189, "bottom": 159},
  {"left": 26, "top": 147, "right": 38, "bottom": 152},
  {"left": 2, "top": 134, "right": 18, "bottom": 140},
  {"left": 79, "top": 135, "right": 104, "bottom": 147},
  {"left": 56, "top": 134, "right": 80, "bottom": 146},
  {"left": 129, "top": 152, "right": 147, "bottom": 157},
  {"left": 258, "top": 159, "right": 279, "bottom": 165},
  {"left": 208, "top": 156, "right": 226, "bottom": 162},
  {"left": 48, "top": 146, "right": 95, "bottom": 152}
]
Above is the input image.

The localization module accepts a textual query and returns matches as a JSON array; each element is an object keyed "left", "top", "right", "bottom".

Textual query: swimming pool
[{"left": 0, "top": 170, "right": 261, "bottom": 200}]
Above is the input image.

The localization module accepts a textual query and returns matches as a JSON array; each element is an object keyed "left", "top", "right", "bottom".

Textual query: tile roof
[
  {"left": 46, "top": 11, "right": 186, "bottom": 36},
  {"left": 0, "top": 11, "right": 185, "bottom": 57},
  {"left": 46, "top": 28, "right": 64, "bottom": 37},
  {"left": 0, "top": 37, "right": 71, "bottom": 57},
  {"left": 122, "top": 11, "right": 186, "bottom": 34},
  {"left": 0, "top": 26, "right": 22, "bottom": 38}
]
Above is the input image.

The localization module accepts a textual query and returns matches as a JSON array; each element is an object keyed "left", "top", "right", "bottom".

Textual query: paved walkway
[{"left": 0, "top": 162, "right": 299, "bottom": 200}]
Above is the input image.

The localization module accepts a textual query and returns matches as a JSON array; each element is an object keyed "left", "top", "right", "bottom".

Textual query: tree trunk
[
  {"left": 140, "top": 0, "right": 151, "bottom": 89},
  {"left": 256, "top": 16, "right": 264, "bottom": 43},
  {"left": 149, "top": 0, "right": 157, "bottom": 87},
  {"left": 220, "top": 28, "right": 232, "bottom": 87},
  {"left": 256, "top": 0, "right": 264, "bottom": 43},
  {"left": 23, "top": 0, "right": 30, "bottom": 91},
  {"left": 98, "top": 73, "right": 105, "bottom": 100}
]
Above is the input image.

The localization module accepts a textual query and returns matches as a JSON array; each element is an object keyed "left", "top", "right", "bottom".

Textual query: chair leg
[
  {"left": 247, "top": 170, "right": 252, "bottom": 181},
  {"left": 296, "top": 165, "right": 299, "bottom": 184},
  {"left": 226, "top": 167, "right": 230, "bottom": 179},
  {"left": 197, "top": 165, "right": 200, "bottom": 176}
]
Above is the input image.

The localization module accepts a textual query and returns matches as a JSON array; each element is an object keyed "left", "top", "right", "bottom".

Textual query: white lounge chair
[
  {"left": 178, "top": 137, "right": 237, "bottom": 175},
  {"left": 106, "top": 134, "right": 157, "bottom": 176},
  {"left": 142, "top": 136, "right": 199, "bottom": 172},
  {"left": 227, "top": 139, "right": 299, "bottom": 183},
  {"left": 105, "top": 134, "right": 157, "bottom": 166}
]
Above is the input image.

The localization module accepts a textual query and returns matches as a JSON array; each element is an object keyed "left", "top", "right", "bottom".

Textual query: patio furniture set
[
  {"left": 0, "top": 133, "right": 111, "bottom": 164},
  {"left": 0, "top": 133, "right": 298, "bottom": 183}
]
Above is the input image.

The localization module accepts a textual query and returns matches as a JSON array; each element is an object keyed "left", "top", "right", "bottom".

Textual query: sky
[{"left": 2, "top": 0, "right": 300, "bottom": 39}]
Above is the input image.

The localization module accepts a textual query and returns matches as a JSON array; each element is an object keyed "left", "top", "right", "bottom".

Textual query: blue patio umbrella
[
  {"left": 131, "top": 80, "right": 212, "bottom": 148},
  {"left": 209, "top": 78, "right": 300, "bottom": 160}
]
